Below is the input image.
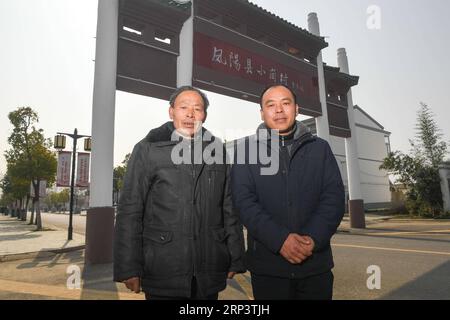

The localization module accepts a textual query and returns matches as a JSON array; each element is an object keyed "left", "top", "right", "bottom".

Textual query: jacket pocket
[
  {"left": 146, "top": 230, "right": 173, "bottom": 244},
  {"left": 143, "top": 228, "right": 187, "bottom": 278},
  {"left": 251, "top": 238, "right": 275, "bottom": 261},
  {"left": 205, "top": 228, "right": 230, "bottom": 272}
]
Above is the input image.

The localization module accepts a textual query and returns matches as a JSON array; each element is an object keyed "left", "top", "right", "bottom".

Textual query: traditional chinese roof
[
  {"left": 120, "top": 0, "right": 192, "bottom": 33},
  {"left": 239, "top": 0, "right": 327, "bottom": 47},
  {"left": 121, "top": 0, "right": 192, "bottom": 12},
  {"left": 195, "top": 0, "right": 328, "bottom": 59},
  {"left": 159, "top": 0, "right": 327, "bottom": 47},
  {"left": 150, "top": 0, "right": 326, "bottom": 47},
  {"left": 160, "top": 0, "right": 192, "bottom": 11},
  {"left": 239, "top": 1, "right": 326, "bottom": 44},
  {"left": 324, "top": 64, "right": 359, "bottom": 87}
]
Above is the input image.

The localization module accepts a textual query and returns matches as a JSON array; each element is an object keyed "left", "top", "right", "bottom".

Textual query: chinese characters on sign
[
  {"left": 57, "top": 151, "right": 71, "bottom": 187},
  {"left": 210, "top": 45, "right": 304, "bottom": 92},
  {"left": 56, "top": 152, "right": 90, "bottom": 188},
  {"left": 76, "top": 153, "right": 90, "bottom": 188},
  {"left": 196, "top": 32, "right": 313, "bottom": 95},
  {"left": 194, "top": 28, "right": 322, "bottom": 116}
]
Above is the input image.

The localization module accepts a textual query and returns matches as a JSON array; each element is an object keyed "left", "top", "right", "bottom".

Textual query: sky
[{"left": 0, "top": 0, "right": 449, "bottom": 178}]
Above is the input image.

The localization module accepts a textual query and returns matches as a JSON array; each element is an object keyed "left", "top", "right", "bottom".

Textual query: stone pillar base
[
  {"left": 349, "top": 199, "right": 365, "bottom": 229},
  {"left": 439, "top": 162, "right": 450, "bottom": 212},
  {"left": 85, "top": 207, "right": 115, "bottom": 265}
]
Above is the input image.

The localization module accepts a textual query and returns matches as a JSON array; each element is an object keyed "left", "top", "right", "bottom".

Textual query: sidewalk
[
  {"left": 337, "top": 213, "right": 395, "bottom": 234},
  {"left": 0, "top": 213, "right": 411, "bottom": 262},
  {"left": 0, "top": 215, "right": 85, "bottom": 262},
  {"left": 0, "top": 215, "right": 250, "bottom": 300},
  {"left": 337, "top": 213, "right": 450, "bottom": 235}
]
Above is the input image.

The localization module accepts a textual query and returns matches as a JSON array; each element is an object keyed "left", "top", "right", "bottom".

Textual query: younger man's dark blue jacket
[{"left": 231, "top": 121, "right": 345, "bottom": 278}]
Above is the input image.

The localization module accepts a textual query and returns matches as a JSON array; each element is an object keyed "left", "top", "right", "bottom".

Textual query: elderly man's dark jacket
[
  {"left": 113, "top": 122, "right": 245, "bottom": 298},
  {"left": 231, "top": 121, "right": 345, "bottom": 279}
]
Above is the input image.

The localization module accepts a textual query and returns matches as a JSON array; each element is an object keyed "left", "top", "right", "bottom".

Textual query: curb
[
  {"left": 0, "top": 245, "right": 86, "bottom": 263},
  {"left": 337, "top": 228, "right": 379, "bottom": 235},
  {"left": 386, "top": 219, "right": 450, "bottom": 222}
]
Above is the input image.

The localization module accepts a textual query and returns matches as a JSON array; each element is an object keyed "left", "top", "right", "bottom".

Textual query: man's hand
[
  {"left": 280, "top": 234, "right": 314, "bottom": 264},
  {"left": 227, "top": 272, "right": 237, "bottom": 279},
  {"left": 298, "top": 235, "right": 315, "bottom": 253},
  {"left": 123, "top": 277, "right": 141, "bottom": 293}
]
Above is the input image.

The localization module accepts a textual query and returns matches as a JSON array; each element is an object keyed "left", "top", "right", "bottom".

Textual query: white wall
[
  {"left": 355, "top": 127, "right": 388, "bottom": 161},
  {"left": 328, "top": 108, "right": 391, "bottom": 206},
  {"left": 354, "top": 108, "right": 382, "bottom": 129}
]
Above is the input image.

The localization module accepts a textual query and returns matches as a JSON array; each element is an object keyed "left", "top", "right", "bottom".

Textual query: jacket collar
[
  {"left": 256, "top": 121, "right": 314, "bottom": 144},
  {"left": 145, "top": 121, "right": 214, "bottom": 146},
  {"left": 145, "top": 121, "right": 176, "bottom": 143}
]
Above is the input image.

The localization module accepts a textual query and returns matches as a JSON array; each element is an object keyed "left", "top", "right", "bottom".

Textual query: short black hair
[
  {"left": 259, "top": 84, "right": 297, "bottom": 109},
  {"left": 169, "top": 86, "right": 210, "bottom": 112}
]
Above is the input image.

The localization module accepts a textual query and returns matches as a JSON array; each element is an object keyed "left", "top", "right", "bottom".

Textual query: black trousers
[
  {"left": 145, "top": 277, "right": 219, "bottom": 300},
  {"left": 251, "top": 271, "right": 334, "bottom": 300}
]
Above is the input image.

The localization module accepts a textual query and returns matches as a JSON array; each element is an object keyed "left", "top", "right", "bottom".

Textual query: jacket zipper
[
  {"left": 284, "top": 136, "right": 313, "bottom": 228},
  {"left": 281, "top": 145, "right": 291, "bottom": 227},
  {"left": 192, "top": 165, "right": 197, "bottom": 278}
]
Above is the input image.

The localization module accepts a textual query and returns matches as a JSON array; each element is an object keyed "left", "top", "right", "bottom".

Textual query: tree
[
  {"left": 8, "top": 165, "right": 29, "bottom": 220},
  {"left": 412, "top": 103, "right": 448, "bottom": 168},
  {"left": 381, "top": 103, "right": 448, "bottom": 217},
  {"left": 4, "top": 107, "right": 57, "bottom": 230},
  {"left": 0, "top": 164, "right": 29, "bottom": 219},
  {"left": 0, "top": 173, "right": 15, "bottom": 215},
  {"left": 113, "top": 153, "right": 131, "bottom": 204},
  {"left": 44, "top": 189, "right": 70, "bottom": 213},
  {"left": 58, "top": 189, "right": 70, "bottom": 212},
  {"left": 0, "top": 174, "right": 12, "bottom": 203}
]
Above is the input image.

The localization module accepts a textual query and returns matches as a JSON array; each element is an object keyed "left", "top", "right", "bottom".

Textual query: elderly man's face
[
  {"left": 169, "top": 90, "right": 207, "bottom": 137},
  {"left": 260, "top": 86, "right": 298, "bottom": 135}
]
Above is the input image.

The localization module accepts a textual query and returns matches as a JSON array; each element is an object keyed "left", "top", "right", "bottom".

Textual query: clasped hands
[{"left": 280, "top": 234, "right": 315, "bottom": 264}]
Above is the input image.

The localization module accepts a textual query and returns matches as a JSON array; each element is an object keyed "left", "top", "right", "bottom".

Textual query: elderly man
[{"left": 114, "top": 86, "right": 245, "bottom": 300}]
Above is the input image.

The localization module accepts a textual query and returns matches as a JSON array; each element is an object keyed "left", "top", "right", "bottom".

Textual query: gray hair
[{"left": 169, "top": 86, "right": 210, "bottom": 112}]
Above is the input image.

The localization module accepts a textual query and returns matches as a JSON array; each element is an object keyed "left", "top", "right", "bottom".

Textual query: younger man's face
[{"left": 260, "top": 86, "right": 298, "bottom": 135}]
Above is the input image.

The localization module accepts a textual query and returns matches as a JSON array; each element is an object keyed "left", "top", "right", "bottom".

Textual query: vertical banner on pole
[
  {"left": 76, "top": 153, "right": 90, "bottom": 188},
  {"left": 57, "top": 151, "right": 72, "bottom": 187}
]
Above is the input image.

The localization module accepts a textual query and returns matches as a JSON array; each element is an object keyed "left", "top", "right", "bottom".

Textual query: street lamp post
[{"left": 55, "top": 129, "right": 92, "bottom": 241}]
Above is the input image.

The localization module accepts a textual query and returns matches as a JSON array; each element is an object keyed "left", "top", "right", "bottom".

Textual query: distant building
[{"left": 302, "top": 105, "right": 392, "bottom": 210}]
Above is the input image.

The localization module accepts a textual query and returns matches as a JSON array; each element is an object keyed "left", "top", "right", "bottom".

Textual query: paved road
[
  {"left": 1, "top": 217, "right": 448, "bottom": 299},
  {"left": 40, "top": 212, "right": 86, "bottom": 235},
  {"left": 332, "top": 221, "right": 450, "bottom": 299}
]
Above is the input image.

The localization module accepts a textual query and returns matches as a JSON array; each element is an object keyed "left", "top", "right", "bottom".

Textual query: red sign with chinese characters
[
  {"left": 193, "top": 30, "right": 321, "bottom": 116},
  {"left": 196, "top": 32, "right": 315, "bottom": 90},
  {"left": 76, "top": 152, "right": 90, "bottom": 188},
  {"left": 56, "top": 151, "right": 71, "bottom": 187}
]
